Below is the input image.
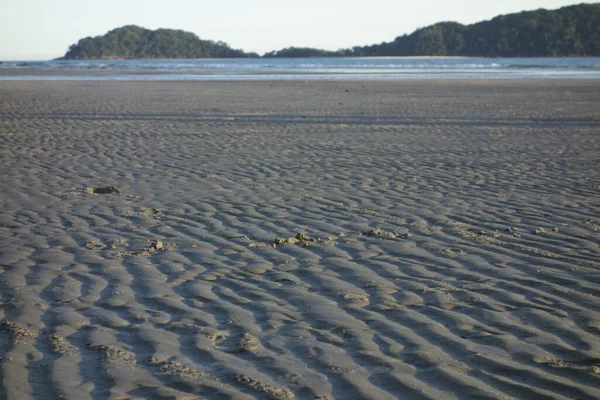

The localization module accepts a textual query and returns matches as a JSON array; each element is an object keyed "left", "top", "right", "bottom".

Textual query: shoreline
[{"left": 5, "top": 55, "right": 600, "bottom": 62}]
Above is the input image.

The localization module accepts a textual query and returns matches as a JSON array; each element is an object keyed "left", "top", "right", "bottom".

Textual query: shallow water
[{"left": 1, "top": 57, "right": 600, "bottom": 80}]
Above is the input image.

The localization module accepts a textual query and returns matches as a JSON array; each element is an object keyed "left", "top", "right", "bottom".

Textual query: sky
[{"left": 0, "top": 0, "right": 597, "bottom": 60}]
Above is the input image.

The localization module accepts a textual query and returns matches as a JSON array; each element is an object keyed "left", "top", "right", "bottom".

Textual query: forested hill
[
  {"left": 61, "top": 4, "right": 600, "bottom": 59},
  {"left": 60, "top": 25, "right": 257, "bottom": 59},
  {"left": 354, "top": 3, "right": 600, "bottom": 57}
]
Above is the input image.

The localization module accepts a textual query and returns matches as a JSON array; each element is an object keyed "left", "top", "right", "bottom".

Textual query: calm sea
[{"left": 1, "top": 57, "right": 600, "bottom": 80}]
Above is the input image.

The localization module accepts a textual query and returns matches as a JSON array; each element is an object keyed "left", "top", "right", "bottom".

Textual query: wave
[{"left": 2, "top": 58, "right": 600, "bottom": 80}]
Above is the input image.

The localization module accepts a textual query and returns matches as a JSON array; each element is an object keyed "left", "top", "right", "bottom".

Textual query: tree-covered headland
[
  {"left": 354, "top": 3, "right": 600, "bottom": 57},
  {"left": 60, "top": 25, "right": 257, "bottom": 59},
  {"left": 61, "top": 4, "right": 600, "bottom": 59}
]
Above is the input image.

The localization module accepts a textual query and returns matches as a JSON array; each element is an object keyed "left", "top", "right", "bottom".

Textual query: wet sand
[{"left": 1, "top": 80, "right": 599, "bottom": 399}]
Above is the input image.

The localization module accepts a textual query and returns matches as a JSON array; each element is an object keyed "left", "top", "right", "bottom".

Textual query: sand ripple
[{"left": 1, "top": 80, "right": 599, "bottom": 399}]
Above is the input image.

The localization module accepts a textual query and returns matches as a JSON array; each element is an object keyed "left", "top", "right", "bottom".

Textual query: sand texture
[{"left": 1, "top": 80, "right": 599, "bottom": 399}]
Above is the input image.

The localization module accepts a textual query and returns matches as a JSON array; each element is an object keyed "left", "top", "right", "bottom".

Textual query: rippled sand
[{"left": 1, "top": 80, "right": 599, "bottom": 399}]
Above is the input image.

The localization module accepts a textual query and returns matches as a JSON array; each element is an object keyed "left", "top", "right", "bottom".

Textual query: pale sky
[{"left": 0, "top": 0, "right": 597, "bottom": 60}]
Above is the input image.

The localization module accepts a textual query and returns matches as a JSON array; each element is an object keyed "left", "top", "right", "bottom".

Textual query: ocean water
[{"left": 1, "top": 57, "right": 600, "bottom": 80}]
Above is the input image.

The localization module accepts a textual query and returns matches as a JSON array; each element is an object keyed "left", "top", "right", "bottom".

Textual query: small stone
[
  {"left": 238, "top": 333, "right": 261, "bottom": 352},
  {"left": 249, "top": 242, "right": 268, "bottom": 248},
  {"left": 552, "top": 227, "right": 559, "bottom": 232},
  {"left": 532, "top": 228, "right": 545, "bottom": 234},
  {"left": 364, "top": 228, "right": 382, "bottom": 236},
  {"left": 400, "top": 233, "right": 413, "bottom": 239},
  {"left": 274, "top": 237, "right": 299, "bottom": 245},
  {"left": 92, "top": 186, "right": 121, "bottom": 194},
  {"left": 85, "top": 241, "right": 106, "bottom": 250},
  {"left": 150, "top": 240, "right": 163, "bottom": 250},
  {"left": 296, "top": 232, "right": 310, "bottom": 241}
]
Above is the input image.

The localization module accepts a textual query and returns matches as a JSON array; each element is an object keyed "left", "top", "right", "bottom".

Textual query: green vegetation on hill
[
  {"left": 61, "top": 25, "right": 257, "bottom": 59},
  {"left": 266, "top": 3, "right": 600, "bottom": 57},
  {"left": 61, "top": 4, "right": 600, "bottom": 59},
  {"left": 354, "top": 3, "right": 600, "bottom": 57}
]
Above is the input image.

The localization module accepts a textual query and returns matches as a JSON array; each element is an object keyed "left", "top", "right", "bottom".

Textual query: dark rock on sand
[{"left": 91, "top": 186, "right": 121, "bottom": 194}]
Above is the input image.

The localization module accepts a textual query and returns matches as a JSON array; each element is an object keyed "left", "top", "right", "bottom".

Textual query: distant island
[
  {"left": 61, "top": 3, "right": 600, "bottom": 59},
  {"left": 60, "top": 25, "right": 258, "bottom": 59}
]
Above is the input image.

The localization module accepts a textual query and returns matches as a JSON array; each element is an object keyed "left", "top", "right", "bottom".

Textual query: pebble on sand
[
  {"left": 150, "top": 240, "right": 164, "bottom": 251},
  {"left": 85, "top": 186, "right": 121, "bottom": 194}
]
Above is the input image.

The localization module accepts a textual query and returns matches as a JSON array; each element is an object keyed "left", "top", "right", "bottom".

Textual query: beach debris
[
  {"left": 400, "top": 233, "right": 413, "bottom": 239},
  {"left": 228, "top": 235, "right": 250, "bottom": 240},
  {"left": 273, "top": 232, "right": 316, "bottom": 246},
  {"left": 106, "top": 238, "right": 127, "bottom": 250},
  {"left": 249, "top": 242, "right": 269, "bottom": 248},
  {"left": 441, "top": 247, "right": 466, "bottom": 256},
  {"left": 274, "top": 237, "right": 299, "bottom": 245},
  {"left": 148, "top": 358, "right": 213, "bottom": 380},
  {"left": 363, "top": 228, "right": 382, "bottom": 236},
  {"left": 387, "top": 231, "right": 400, "bottom": 238},
  {"left": 532, "top": 227, "right": 545, "bottom": 234},
  {"left": 504, "top": 227, "right": 521, "bottom": 237},
  {"left": 238, "top": 333, "right": 261, "bottom": 352},
  {"left": 1, "top": 320, "right": 36, "bottom": 343},
  {"left": 85, "top": 240, "right": 106, "bottom": 250},
  {"left": 149, "top": 240, "right": 164, "bottom": 251},
  {"left": 552, "top": 227, "right": 559, "bottom": 232},
  {"left": 532, "top": 355, "right": 600, "bottom": 375},
  {"left": 234, "top": 374, "right": 295, "bottom": 399},
  {"left": 135, "top": 208, "right": 160, "bottom": 216},
  {"left": 296, "top": 232, "right": 314, "bottom": 242},
  {"left": 48, "top": 329, "right": 76, "bottom": 355},
  {"left": 89, "top": 343, "right": 136, "bottom": 364},
  {"left": 85, "top": 186, "right": 121, "bottom": 194},
  {"left": 201, "top": 330, "right": 228, "bottom": 344},
  {"left": 343, "top": 293, "right": 370, "bottom": 305},
  {"left": 0, "top": 298, "right": 18, "bottom": 310},
  {"left": 365, "top": 281, "right": 384, "bottom": 289}
]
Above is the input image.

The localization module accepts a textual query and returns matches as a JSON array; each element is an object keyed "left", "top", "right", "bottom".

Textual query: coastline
[
  {"left": 2, "top": 57, "right": 600, "bottom": 81},
  {"left": 1, "top": 80, "right": 599, "bottom": 399}
]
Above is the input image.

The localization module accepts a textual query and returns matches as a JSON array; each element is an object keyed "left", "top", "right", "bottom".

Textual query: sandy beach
[{"left": 1, "top": 79, "right": 599, "bottom": 399}]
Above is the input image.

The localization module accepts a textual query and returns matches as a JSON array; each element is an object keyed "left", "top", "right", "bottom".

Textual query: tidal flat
[{"left": 1, "top": 80, "right": 599, "bottom": 399}]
